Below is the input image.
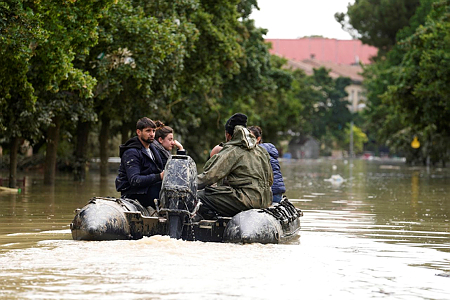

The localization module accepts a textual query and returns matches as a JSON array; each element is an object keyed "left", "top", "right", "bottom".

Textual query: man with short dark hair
[
  {"left": 115, "top": 117, "right": 164, "bottom": 209},
  {"left": 197, "top": 113, "right": 273, "bottom": 218}
]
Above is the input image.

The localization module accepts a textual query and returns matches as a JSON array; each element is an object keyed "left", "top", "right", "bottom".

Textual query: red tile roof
[{"left": 266, "top": 38, "right": 378, "bottom": 65}]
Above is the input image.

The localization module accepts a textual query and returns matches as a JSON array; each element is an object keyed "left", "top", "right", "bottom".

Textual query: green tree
[
  {"left": 266, "top": 65, "right": 353, "bottom": 156},
  {"left": 307, "top": 68, "right": 352, "bottom": 152},
  {"left": 359, "top": 0, "right": 440, "bottom": 159},
  {"left": 28, "top": 0, "right": 113, "bottom": 184},
  {"left": 0, "top": 1, "right": 46, "bottom": 187},
  {"left": 382, "top": 0, "right": 450, "bottom": 165},
  {"left": 340, "top": 124, "right": 369, "bottom": 154},
  {"left": 81, "top": 0, "right": 199, "bottom": 175},
  {"left": 335, "top": 0, "right": 421, "bottom": 55},
  {"left": 218, "top": 20, "right": 294, "bottom": 144},
  {"left": 1, "top": 1, "right": 112, "bottom": 185},
  {"left": 160, "top": 0, "right": 276, "bottom": 162}
]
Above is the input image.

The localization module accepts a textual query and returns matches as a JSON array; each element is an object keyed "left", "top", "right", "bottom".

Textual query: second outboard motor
[{"left": 159, "top": 155, "right": 198, "bottom": 239}]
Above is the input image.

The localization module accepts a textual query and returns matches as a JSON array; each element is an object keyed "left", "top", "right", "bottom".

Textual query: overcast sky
[{"left": 250, "top": 0, "right": 355, "bottom": 40}]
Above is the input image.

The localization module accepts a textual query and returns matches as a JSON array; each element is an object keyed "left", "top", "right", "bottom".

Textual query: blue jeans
[{"left": 273, "top": 193, "right": 282, "bottom": 203}]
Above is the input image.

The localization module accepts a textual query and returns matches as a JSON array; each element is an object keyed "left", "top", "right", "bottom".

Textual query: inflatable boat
[{"left": 70, "top": 155, "right": 302, "bottom": 244}]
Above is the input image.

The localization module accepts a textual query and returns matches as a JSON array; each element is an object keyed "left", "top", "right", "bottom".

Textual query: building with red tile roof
[
  {"left": 265, "top": 37, "right": 378, "bottom": 65},
  {"left": 267, "top": 38, "right": 378, "bottom": 112}
]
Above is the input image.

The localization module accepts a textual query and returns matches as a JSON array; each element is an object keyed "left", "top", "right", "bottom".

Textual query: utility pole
[{"left": 349, "top": 121, "right": 354, "bottom": 158}]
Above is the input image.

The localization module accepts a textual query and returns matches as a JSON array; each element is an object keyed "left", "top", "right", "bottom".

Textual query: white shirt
[{"left": 146, "top": 147, "right": 154, "bottom": 160}]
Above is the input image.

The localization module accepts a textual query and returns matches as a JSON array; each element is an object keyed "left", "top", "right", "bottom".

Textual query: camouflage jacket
[{"left": 197, "top": 125, "right": 273, "bottom": 209}]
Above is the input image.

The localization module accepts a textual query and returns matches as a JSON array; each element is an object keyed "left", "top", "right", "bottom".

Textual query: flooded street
[{"left": 1, "top": 159, "right": 449, "bottom": 299}]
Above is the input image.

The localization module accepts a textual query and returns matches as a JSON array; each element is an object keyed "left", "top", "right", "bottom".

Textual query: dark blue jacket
[
  {"left": 115, "top": 136, "right": 164, "bottom": 199},
  {"left": 260, "top": 143, "right": 286, "bottom": 195}
]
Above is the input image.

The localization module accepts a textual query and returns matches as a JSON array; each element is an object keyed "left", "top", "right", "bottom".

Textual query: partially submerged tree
[
  {"left": 358, "top": 0, "right": 448, "bottom": 164},
  {"left": 0, "top": 1, "right": 45, "bottom": 187},
  {"left": 382, "top": 0, "right": 450, "bottom": 165},
  {"left": 29, "top": 0, "right": 113, "bottom": 184}
]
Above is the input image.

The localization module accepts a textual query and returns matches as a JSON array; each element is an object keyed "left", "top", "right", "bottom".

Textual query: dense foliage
[
  {"left": 335, "top": 0, "right": 421, "bottom": 56},
  {"left": 382, "top": 0, "right": 450, "bottom": 165},
  {"left": 340, "top": 0, "right": 449, "bottom": 165},
  {"left": 1, "top": 0, "right": 356, "bottom": 186}
]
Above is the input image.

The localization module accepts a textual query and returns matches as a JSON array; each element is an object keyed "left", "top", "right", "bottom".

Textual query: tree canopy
[
  {"left": 1, "top": 0, "right": 361, "bottom": 185},
  {"left": 335, "top": 0, "right": 421, "bottom": 55},
  {"left": 381, "top": 0, "right": 450, "bottom": 164},
  {"left": 350, "top": 0, "right": 450, "bottom": 165}
]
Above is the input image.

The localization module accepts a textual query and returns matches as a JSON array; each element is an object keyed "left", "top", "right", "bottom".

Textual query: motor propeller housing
[{"left": 159, "top": 155, "right": 198, "bottom": 238}]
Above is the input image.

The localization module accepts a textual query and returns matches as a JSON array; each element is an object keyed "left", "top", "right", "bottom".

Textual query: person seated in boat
[
  {"left": 196, "top": 113, "right": 273, "bottom": 219},
  {"left": 248, "top": 126, "right": 286, "bottom": 205},
  {"left": 153, "top": 120, "right": 186, "bottom": 167},
  {"left": 115, "top": 117, "right": 164, "bottom": 209},
  {"left": 209, "top": 143, "right": 223, "bottom": 158}
]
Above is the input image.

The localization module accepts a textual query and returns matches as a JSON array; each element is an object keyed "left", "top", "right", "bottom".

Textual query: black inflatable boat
[{"left": 70, "top": 155, "right": 302, "bottom": 244}]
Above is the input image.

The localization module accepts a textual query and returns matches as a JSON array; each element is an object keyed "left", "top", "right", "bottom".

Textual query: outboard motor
[{"left": 159, "top": 155, "right": 199, "bottom": 239}]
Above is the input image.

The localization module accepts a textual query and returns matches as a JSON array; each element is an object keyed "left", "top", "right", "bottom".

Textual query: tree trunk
[
  {"left": 44, "top": 116, "right": 61, "bottom": 185},
  {"left": 99, "top": 115, "right": 110, "bottom": 177},
  {"left": 74, "top": 121, "right": 90, "bottom": 181},
  {"left": 8, "top": 136, "right": 21, "bottom": 188},
  {"left": 121, "top": 123, "right": 130, "bottom": 144}
]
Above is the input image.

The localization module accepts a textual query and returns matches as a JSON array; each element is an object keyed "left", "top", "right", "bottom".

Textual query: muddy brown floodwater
[{"left": 1, "top": 159, "right": 449, "bottom": 299}]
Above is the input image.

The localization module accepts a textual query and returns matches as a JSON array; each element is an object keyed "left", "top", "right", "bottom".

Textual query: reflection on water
[
  {"left": 284, "top": 159, "right": 450, "bottom": 251},
  {"left": 1, "top": 160, "right": 450, "bottom": 299}
]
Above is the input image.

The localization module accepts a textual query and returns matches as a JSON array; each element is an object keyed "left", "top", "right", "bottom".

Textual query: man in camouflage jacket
[{"left": 197, "top": 113, "right": 273, "bottom": 218}]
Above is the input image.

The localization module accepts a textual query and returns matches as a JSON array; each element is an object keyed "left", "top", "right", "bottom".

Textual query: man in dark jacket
[{"left": 115, "top": 117, "right": 164, "bottom": 209}]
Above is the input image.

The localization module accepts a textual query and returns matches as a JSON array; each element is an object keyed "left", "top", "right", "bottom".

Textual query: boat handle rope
[{"left": 156, "top": 199, "right": 202, "bottom": 219}]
